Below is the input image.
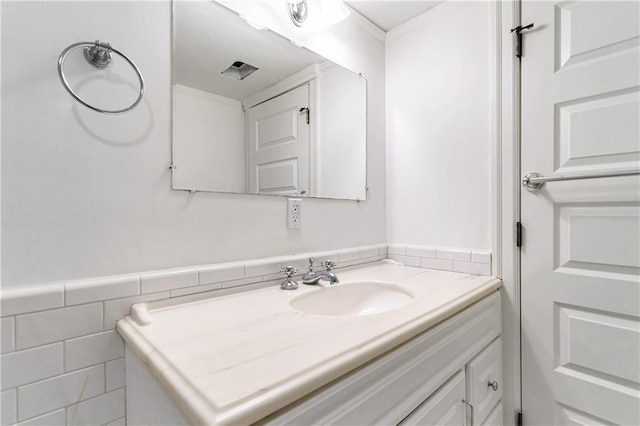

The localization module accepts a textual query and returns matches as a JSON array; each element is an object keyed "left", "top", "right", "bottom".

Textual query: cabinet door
[
  {"left": 399, "top": 371, "right": 466, "bottom": 426},
  {"left": 481, "top": 402, "right": 503, "bottom": 426},
  {"left": 466, "top": 338, "right": 502, "bottom": 423}
]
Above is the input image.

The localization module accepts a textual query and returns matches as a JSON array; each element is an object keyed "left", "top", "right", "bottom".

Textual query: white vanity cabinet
[
  {"left": 261, "top": 291, "right": 502, "bottom": 425},
  {"left": 119, "top": 264, "right": 503, "bottom": 426}
]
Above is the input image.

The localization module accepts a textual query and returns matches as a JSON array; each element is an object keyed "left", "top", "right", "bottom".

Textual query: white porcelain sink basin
[{"left": 289, "top": 282, "right": 414, "bottom": 316}]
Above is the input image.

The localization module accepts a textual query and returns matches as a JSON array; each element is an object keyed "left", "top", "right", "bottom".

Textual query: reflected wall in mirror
[{"left": 172, "top": 0, "right": 367, "bottom": 200}]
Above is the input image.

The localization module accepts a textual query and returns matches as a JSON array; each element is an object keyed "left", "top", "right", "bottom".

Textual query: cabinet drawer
[
  {"left": 399, "top": 370, "right": 466, "bottom": 426},
  {"left": 466, "top": 337, "right": 502, "bottom": 423}
]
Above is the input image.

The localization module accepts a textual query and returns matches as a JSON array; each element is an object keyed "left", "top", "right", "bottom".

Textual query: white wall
[
  {"left": 386, "top": 2, "right": 492, "bottom": 251},
  {"left": 172, "top": 84, "right": 246, "bottom": 193},
  {"left": 0, "top": 1, "right": 386, "bottom": 288}
]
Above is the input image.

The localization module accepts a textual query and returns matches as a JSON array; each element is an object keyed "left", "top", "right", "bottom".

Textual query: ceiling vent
[{"left": 221, "top": 61, "right": 259, "bottom": 80}]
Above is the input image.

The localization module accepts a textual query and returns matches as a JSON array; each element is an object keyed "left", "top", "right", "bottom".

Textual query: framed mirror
[{"left": 171, "top": 0, "right": 367, "bottom": 200}]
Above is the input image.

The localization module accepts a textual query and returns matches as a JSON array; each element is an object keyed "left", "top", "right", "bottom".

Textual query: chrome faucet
[
  {"left": 302, "top": 258, "right": 339, "bottom": 285},
  {"left": 280, "top": 266, "right": 299, "bottom": 290}
]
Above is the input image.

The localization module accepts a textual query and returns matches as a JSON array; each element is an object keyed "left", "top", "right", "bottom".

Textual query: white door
[
  {"left": 246, "top": 84, "right": 310, "bottom": 195},
  {"left": 520, "top": 2, "right": 640, "bottom": 425}
]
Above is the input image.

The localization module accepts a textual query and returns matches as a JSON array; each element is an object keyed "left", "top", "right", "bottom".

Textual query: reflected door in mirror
[{"left": 247, "top": 84, "right": 311, "bottom": 195}]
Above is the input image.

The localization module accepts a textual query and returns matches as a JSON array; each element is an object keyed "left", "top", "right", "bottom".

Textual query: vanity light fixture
[
  {"left": 286, "top": 0, "right": 350, "bottom": 28},
  {"left": 286, "top": 0, "right": 308, "bottom": 27}
]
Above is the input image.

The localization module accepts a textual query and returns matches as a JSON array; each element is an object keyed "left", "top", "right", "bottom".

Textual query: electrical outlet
[{"left": 288, "top": 198, "right": 302, "bottom": 229}]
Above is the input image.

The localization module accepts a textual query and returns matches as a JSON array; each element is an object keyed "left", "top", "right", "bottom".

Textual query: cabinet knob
[{"left": 488, "top": 380, "right": 499, "bottom": 392}]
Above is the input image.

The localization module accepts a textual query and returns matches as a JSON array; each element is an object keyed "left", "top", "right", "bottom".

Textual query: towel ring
[{"left": 57, "top": 40, "right": 145, "bottom": 114}]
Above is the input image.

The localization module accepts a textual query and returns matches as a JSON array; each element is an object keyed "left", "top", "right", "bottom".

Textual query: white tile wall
[
  {"left": 15, "top": 304, "right": 103, "bottom": 350},
  {"left": 198, "top": 262, "right": 244, "bottom": 285},
  {"left": 1, "top": 287, "right": 64, "bottom": 317},
  {"left": 436, "top": 247, "right": 472, "bottom": 262},
  {"left": 64, "top": 331, "right": 123, "bottom": 372},
  {"left": 421, "top": 257, "right": 454, "bottom": 270},
  {"left": 17, "top": 365, "right": 105, "bottom": 421},
  {"left": 1, "top": 318, "right": 15, "bottom": 354},
  {"left": 140, "top": 268, "right": 198, "bottom": 294},
  {"left": 105, "top": 359, "right": 125, "bottom": 392},
  {"left": 389, "top": 243, "right": 492, "bottom": 276},
  {"left": 65, "top": 276, "right": 139, "bottom": 306},
  {"left": 0, "top": 244, "right": 487, "bottom": 425},
  {"left": 66, "top": 389, "right": 125, "bottom": 426},
  {"left": 406, "top": 245, "right": 436, "bottom": 258},
  {"left": 1, "top": 344, "right": 64, "bottom": 390},
  {"left": 17, "top": 409, "right": 66, "bottom": 426},
  {"left": 2, "top": 389, "right": 17, "bottom": 425}
]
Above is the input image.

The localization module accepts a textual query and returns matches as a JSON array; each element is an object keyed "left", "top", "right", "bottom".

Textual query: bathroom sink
[{"left": 289, "top": 282, "right": 414, "bottom": 316}]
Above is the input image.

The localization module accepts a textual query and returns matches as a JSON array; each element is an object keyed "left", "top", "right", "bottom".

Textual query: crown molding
[{"left": 386, "top": 1, "right": 467, "bottom": 42}]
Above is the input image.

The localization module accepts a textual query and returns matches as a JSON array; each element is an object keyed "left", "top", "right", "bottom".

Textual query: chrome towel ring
[{"left": 57, "top": 40, "right": 145, "bottom": 114}]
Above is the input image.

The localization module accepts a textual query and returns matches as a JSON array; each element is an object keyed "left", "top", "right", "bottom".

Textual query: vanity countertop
[{"left": 117, "top": 261, "right": 502, "bottom": 425}]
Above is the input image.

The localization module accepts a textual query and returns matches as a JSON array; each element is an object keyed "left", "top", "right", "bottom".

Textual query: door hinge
[
  {"left": 510, "top": 23, "right": 534, "bottom": 58},
  {"left": 299, "top": 107, "right": 310, "bottom": 124},
  {"left": 516, "top": 222, "right": 523, "bottom": 247},
  {"left": 517, "top": 411, "right": 523, "bottom": 426}
]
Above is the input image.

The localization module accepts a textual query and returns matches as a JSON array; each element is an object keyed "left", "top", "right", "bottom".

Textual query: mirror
[{"left": 171, "top": 0, "right": 367, "bottom": 200}]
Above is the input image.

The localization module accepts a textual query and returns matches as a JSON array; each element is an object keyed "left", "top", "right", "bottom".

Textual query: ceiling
[{"left": 345, "top": 1, "right": 444, "bottom": 32}]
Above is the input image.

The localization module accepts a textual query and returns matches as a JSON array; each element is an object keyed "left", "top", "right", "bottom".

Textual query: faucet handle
[
  {"left": 280, "top": 266, "right": 298, "bottom": 278},
  {"left": 308, "top": 257, "right": 315, "bottom": 272},
  {"left": 321, "top": 260, "right": 337, "bottom": 270}
]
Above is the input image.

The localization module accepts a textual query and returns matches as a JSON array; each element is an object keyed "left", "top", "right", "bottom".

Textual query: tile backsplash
[
  {"left": 0, "top": 243, "right": 490, "bottom": 425},
  {"left": 388, "top": 243, "right": 492, "bottom": 276}
]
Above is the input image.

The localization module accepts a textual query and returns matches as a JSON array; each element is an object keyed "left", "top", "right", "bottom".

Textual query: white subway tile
[
  {"left": 309, "top": 250, "right": 339, "bottom": 264},
  {"left": 1, "top": 317, "right": 15, "bottom": 354},
  {"left": 17, "top": 409, "right": 66, "bottom": 426},
  {"left": 388, "top": 254, "right": 421, "bottom": 267},
  {"left": 337, "top": 248, "right": 361, "bottom": 262},
  {"left": 15, "top": 303, "right": 103, "bottom": 350},
  {"left": 106, "top": 359, "right": 125, "bottom": 392},
  {"left": 65, "top": 331, "right": 124, "bottom": 372},
  {"left": 376, "top": 244, "right": 388, "bottom": 257},
  {"left": 222, "top": 276, "right": 263, "bottom": 289},
  {"left": 65, "top": 275, "right": 139, "bottom": 306},
  {"left": 360, "top": 246, "right": 379, "bottom": 259},
  {"left": 140, "top": 268, "right": 197, "bottom": 294},
  {"left": 198, "top": 263, "right": 244, "bottom": 285},
  {"left": 280, "top": 254, "right": 313, "bottom": 271},
  {"left": 387, "top": 244, "right": 406, "bottom": 256},
  {"left": 106, "top": 417, "right": 126, "bottom": 426},
  {"left": 1, "top": 343, "right": 63, "bottom": 390},
  {"left": 170, "top": 282, "right": 222, "bottom": 298},
  {"left": 421, "top": 258, "right": 454, "bottom": 271},
  {"left": 1, "top": 286, "right": 64, "bottom": 317},
  {"left": 66, "top": 388, "right": 125, "bottom": 426},
  {"left": 2, "top": 389, "right": 17, "bottom": 425},
  {"left": 103, "top": 291, "right": 170, "bottom": 329},
  {"left": 471, "top": 251, "right": 492, "bottom": 264},
  {"left": 436, "top": 248, "right": 471, "bottom": 262},
  {"left": 244, "top": 259, "right": 282, "bottom": 278},
  {"left": 406, "top": 245, "right": 437, "bottom": 258},
  {"left": 336, "top": 258, "right": 369, "bottom": 269},
  {"left": 452, "top": 261, "right": 492, "bottom": 276},
  {"left": 17, "top": 365, "right": 104, "bottom": 421}
]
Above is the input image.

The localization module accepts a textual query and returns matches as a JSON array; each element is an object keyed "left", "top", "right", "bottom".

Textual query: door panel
[
  {"left": 520, "top": 1, "right": 640, "bottom": 425},
  {"left": 246, "top": 84, "right": 310, "bottom": 195}
]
